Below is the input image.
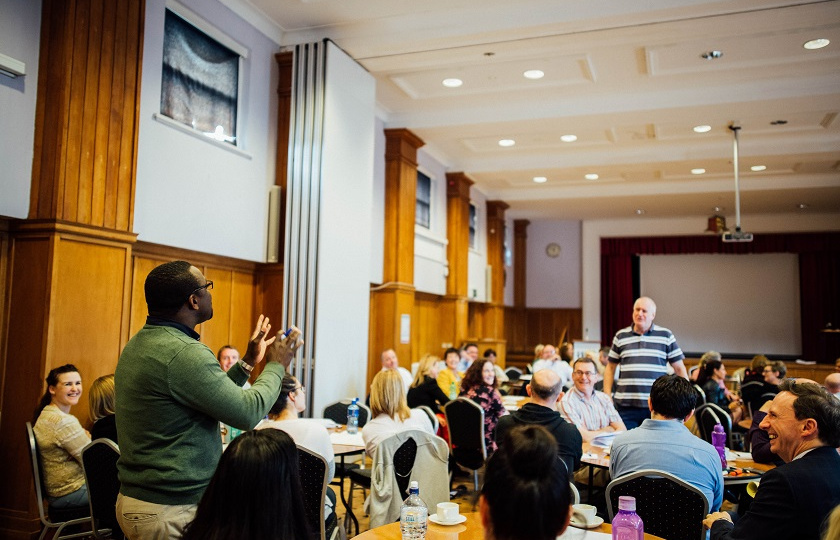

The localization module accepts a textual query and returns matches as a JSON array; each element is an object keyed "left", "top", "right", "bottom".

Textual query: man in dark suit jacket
[{"left": 703, "top": 379, "right": 840, "bottom": 540}]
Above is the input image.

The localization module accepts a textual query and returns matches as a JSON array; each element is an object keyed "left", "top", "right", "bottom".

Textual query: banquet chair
[
  {"left": 297, "top": 446, "right": 339, "bottom": 540},
  {"left": 443, "top": 398, "right": 486, "bottom": 492},
  {"left": 692, "top": 384, "right": 706, "bottom": 405},
  {"left": 26, "top": 422, "right": 99, "bottom": 540},
  {"left": 569, "top": 481, "right": 580, "bottom": 505},
  {"left": 504, "top": 367, "right": 522, "bottom": 381},
  {"left": 739, "top": 381, "right": 765, "bottom": 416},
  {"left": 81, "top": 438, "right": 122, "bottom": 539},
  {"left": 695, "top": 403, "right": 723, "bottom": 444},
  {"left": 322, "top": 400, "right": 371, "bottom": 428},
  {"left": 415, "top": 405, "right": 439, "bottom": 433},
  {"left": 606, "top": 469, "right": 709, "bottom": 540}
]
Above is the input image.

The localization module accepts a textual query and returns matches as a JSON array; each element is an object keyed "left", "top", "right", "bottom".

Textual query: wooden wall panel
[
  {"left": 412, "top": 293, "right": 447, "bottom": 361},
  {"left": 0, "top": 220, "right": 10, "bottom": 411},
  {"left": 504, "top": 306, "right": 583, "bottom": 360}
]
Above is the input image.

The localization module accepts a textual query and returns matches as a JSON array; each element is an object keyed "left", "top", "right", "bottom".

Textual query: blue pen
[{"left": 282, "top": 327, "right": 294, "bottom": 339}]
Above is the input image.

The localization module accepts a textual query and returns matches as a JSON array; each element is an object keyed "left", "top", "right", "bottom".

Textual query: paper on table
[
  {"left": 557, "top": 528, "right": 611, "bottom": 539},
  {"left": 330, "top": 430, "right": 364, "bottom": 447},
  {"left": 589, "top": 431, "right": 617, "bottom": 448}
]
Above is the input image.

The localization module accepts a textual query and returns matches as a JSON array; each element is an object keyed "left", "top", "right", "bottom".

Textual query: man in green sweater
[{"left": 115, "top": 260, "right": 302, "bottom": 540}]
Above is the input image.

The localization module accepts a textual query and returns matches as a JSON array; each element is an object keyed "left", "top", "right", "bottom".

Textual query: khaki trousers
[{"left": 116, "top": 493, "right": 197, "bottom": 540}]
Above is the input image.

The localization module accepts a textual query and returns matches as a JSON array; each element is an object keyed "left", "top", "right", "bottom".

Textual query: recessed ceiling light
[
  {"left": 713, "top": 206, "right": 722, "bottom": 212},
  {"left": 635, "top": 209, "right": 646, "bottom": 215},
  {"left": 693, "top": 125, "right": 712, "bottom": 133},
  {"left": 523, "top": 70, "right": 545, "bottom": 79},
  {"left": 442, "top": 78, "right": 463, "bottom": 88},
  {"left": 803, "top": 38, "right": 830, "bottom": 50},
  {"left": 498, "top": 139, "right": 515, "bottom": 147},
  {"left": 584, "top": 173, "right": 599, "bottom": 180},
  {"left": 691, "top": 168, "right": 706, "bottom": 175},
  {"left": 560, "top": 134, "right": 577, "bottom": 142},
  {"left": 700, "top": 50, "right": 723, "bottom": 60},
  {"left": 798, "top": 203, "right": 809, "bottom": 209},
  {"left": 750, "top": 165, "right": 767, "bottom": 172},
  {"left": 533, "top": 176, "right": 547, "bottom": 183}
]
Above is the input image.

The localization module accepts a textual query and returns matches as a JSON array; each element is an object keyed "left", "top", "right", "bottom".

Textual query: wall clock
[{"left": 546, "top": 242, "right": 561, "bottom": 258}]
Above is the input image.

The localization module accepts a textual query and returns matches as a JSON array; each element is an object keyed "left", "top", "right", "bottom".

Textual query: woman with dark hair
[
  {"left": 460, "top": 359, "right": 508, "bottom": 453},
  {"left": 181, "top": 429, "right": 311, "bottom": 540},
  {"left": 32, "top": 364, "right": 91, "bottom": 509},
  {"left": 698, "top": 359, "right": 744, "bottom": 423},
  {"left": 481, "top": 424, "right": 571, "bottom": 540},
  {"left": 89, "top": 374, "right": 117, "bottom": 442}
]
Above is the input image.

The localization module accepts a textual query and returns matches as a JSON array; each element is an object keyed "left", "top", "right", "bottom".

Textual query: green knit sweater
[{"left": 115, "top": 324, "right": 284, "bottom": 505}]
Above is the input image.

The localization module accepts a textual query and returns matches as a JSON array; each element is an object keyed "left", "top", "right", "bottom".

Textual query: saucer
[
  {"left": 569, "top": 515, "right": 604, "bottom": 529},
  {"left": 429, "top": 513, "right": 467, "bottom": 526}
]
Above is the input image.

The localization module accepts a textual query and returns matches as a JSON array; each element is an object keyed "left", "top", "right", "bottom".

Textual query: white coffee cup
[
  {"left": 436, "top": 502, "right": 459, "bottom": 522},
  {"left": 572, "top": 503, "right": 597, "bottom": 525}
]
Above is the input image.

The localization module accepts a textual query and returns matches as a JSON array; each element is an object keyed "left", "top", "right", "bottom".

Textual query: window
[
  {"left": 160, "top": 7, "right": 242, "bottom": 145},
  {"left": 469, "top": 203, "right": 477, "bottom": 249},
  {"left": 416, "top": 171, "right": 431, "bottom": 228}
]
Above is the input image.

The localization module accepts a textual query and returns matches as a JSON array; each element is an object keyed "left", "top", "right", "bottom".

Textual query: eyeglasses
[
  {"left": 188, "top": 280, "right": 213, "bottom": 298},
  {"left": 294, "top": 386, "right": 305, "bottom": 393},
  {"left": 573, "top": 370, "right": 596, "bottom": 378}
]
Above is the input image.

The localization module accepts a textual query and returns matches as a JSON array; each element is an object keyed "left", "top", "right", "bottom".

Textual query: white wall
[
  {"left": 504, "top": 215, "right": 514, "bottom": 306},
  {"left": 581, "top": 212, "right": 840, "bottom": 345},
  {"left": 0, "top": 0, "right": 41, "bottom": 219},
  {"left": 370, "top": 116, "right": 385, "bottom": 285},
  {"left": 525, "top": 220, "right": 581, "bottom": 308},
  {"left": 133, "top": 0, "right": 279, "bottom": 261},
  {"left": 311, "top": 42, "right": 376, "bottom": 414}
]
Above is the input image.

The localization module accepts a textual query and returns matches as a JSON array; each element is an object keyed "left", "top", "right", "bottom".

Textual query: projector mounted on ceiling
[{"left": 722, "top": 124, "right": 754, "bottom": 243}]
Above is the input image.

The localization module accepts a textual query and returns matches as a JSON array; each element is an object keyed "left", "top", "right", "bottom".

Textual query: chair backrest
[
  {"left": 297, "top": 445, "right": 328, "bottom": 540},
  {"left": 414, "top": 406, "right": 439, "bottom": 433},
  {"left": 606, "top": 469, "right": 709, "bottom": 540},
  {"left": 82, "top": 439, "right": 122, "bottom": 539},
  {"left": 695, "top": 403, "right": 721, "bottom": 444},
  {"left": 393, "top": 437, "right": 418, "bottom": 497},
  {"left": 322, "top": 400, "right": 372, "bottom": 428},
  {"left": 504, "top": 367, "right": 522, "bottom": 381},
  {"left": 569, "top": 481, "right": 580, "bottom": 505},
  {"left": 692, "top": 384, "right": 706, "bottom": 405},
  {"left": 25, "top": 422, "right": 50, "bottom": 525},
  {"left": 443, "top": 397, "right": 486, "bottom": 471}
]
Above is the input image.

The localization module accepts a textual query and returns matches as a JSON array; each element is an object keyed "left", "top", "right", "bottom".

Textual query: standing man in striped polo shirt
[{"left": 603, "top": 296, "right": 688, "bottom": 429}]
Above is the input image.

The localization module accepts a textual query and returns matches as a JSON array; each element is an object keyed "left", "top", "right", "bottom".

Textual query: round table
[{"left": 353, "top": 512, "right": 665, "bottom": 539}]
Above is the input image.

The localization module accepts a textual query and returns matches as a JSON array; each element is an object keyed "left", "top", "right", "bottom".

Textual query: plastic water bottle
[
  {"left": 611, "top": 495, "right": 643, "bottom": 540},
  {"left": 449, "top": 382, "right": 457, "bottom": 400},
  {"left": 712, "top": 423, "right": 728, "bottom": 470},
  {"left": 400, "top": 481, "right": 428, "bottom": 540},
  {"left": 347, "top": 398, "right": 360, "bottom": 434}
]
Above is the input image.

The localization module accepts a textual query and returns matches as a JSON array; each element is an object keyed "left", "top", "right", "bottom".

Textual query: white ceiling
[{"left": 223, "top": 0, "right": 840, "bottom": 221}]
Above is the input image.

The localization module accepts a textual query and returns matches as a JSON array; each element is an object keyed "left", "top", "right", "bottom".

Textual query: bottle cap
[
  {"left": 713, "top": 422, "right": 724, "bottom": 432},
  {"left": 409, "top": 480, "right": 419, "bottom": 492},
  {"left": 618, "top": 496, "right": 636, "bottom": 511}
]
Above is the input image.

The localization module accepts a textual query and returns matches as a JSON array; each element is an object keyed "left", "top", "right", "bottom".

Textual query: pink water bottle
[
  {"left": 712, "top": 423, "right": 728, "bottom": 470},
  {"left": 612, "top": 496, "right": 644, "bottom": 540}
]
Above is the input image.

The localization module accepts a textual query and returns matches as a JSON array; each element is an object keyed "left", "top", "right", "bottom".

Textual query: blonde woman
[
  {"left": 89, "top": 374, "right": 117, "bottom": 442},
  {"left": 363, "top": 369, "right": 434, "bottom": 456},
  {"left": 407, "top": 355, "right": 450, "bottom": 414}
]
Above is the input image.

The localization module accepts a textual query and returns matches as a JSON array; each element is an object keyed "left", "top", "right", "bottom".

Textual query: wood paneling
[
  {"left": 504, "top": 306, "right": 583, "bottom": 360},
  {"left": 383, "top": 129, "right": 423, "bottom": 284},
  {"left": 445, "top": 172, "right": 472, "bottom": 297},
  {"left": 513, "top": 220, "right": 529, "bottom": 308}
]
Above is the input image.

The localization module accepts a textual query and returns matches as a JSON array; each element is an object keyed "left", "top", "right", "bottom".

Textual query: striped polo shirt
[{"left": 609, "top": 324, "right": 684, "bottom": 408}]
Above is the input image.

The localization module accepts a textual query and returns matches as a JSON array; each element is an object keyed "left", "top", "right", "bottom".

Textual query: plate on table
[
  {"left": 429, "top": 513, "right": 467, "bottom": 526},
  {"left": 569, "top": 515, "right": 604, "bottom": 529}
]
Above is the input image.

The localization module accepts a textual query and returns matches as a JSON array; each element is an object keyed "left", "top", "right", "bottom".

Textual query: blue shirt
[{"left": 610, "top": 418, "right": 724, "bottom": 512}]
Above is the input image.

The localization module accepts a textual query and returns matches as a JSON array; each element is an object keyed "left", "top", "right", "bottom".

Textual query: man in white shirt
[
  {"left": 457, "top": 343, "right": 479, "bottom": 373},
  {"left": 532, "top": 344, "right": 572, "bottom": 388},
  {"left": 381, "top": 348, "right": 412, "bottom": 392},
  {"left": 560, "top": 357, "right": 625, "bottom": 442}
]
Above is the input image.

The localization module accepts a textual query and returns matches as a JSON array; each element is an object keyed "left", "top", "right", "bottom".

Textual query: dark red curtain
[{"left": 600, "top": 232, "right": 840, "bottom": 363}]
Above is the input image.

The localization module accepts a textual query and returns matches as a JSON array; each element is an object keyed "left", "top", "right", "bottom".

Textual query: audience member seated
[
  {"left": 181, "top": 429, "right": 311, "bottom": 540},
  {"left": 532, "top": 344, "right": 572, "bottom": 389},
  {"left": 457, "top": 343, "right": 479, "bottom": 374},
  {"left": 460, "top": 359, "right": 509, "bottom": 454},
  {"left": 691, "top": 350, "right": 720, "bottom": 382},
  {"left": 611, "top": 374, "right": 724, "bottom": 513},
  {"left": 697, "top": 358, "right": 744, "bottom": 424},
  {"left": 481, "top": 425, "right": 571, "bottom": 540},
  {"left": 533, "top": 344, "right": 544, "bottom": 365},
  {"left": 363, "top": 369, "right": 434, "bottom": 457},
  {"left": 32, "top": 364, "right": 91, "bottom": 509},
  {"left": 824, "top": 504, "right": 840, "bottom": 540},
  {"left": 824, "top": 373, "right": 840, "bottom": 401},
  {"left": 560, "top": 357, "right": 626, "bottom": 442},
  {"left": 256, "top": 374, "right": 335, "bottom": 520},
  {"left": 484, "top": 348, "right": 508, "bottom": 384},
  {"left": 380, "top": 348, "right": 412, "bottom": 392},
  {"left": 743, "top": 354, "right": 769, "bottom": 384},
  {"left": 559, "top": 342, "right": 574, "bottom": 364},
  {"left": 762, "top": 360, "right": 786, "bottom": 393},
  {"left": 703, "top": 380, "right": 840, "bottom": 540},
  {"left": 89, "top": 374, "right": 117, "bottom": 443},
  {"left": 436, "top": 347, "right": 462, "bottom": 399},
  {"left": 747, "top": 400, "right": 783, "bottom": 465},
  {"left": 407, "top": 355, "right": 450, "bottom": 414},
  {"left": 216, "top": 345, "right": 240, "bottom": 372},
  {"left": 495, "top": 369, "right": 581, "bottom": 476}
]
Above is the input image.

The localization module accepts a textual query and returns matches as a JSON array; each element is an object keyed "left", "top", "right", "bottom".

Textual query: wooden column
[
  {"left": 483, "top": 201, "right": 509, "bottom": 362},
  {"left": 0, "top": 1, "right": 145, "bottom": 537},
  {"left": 513, "top": 219, "right": 530, "bottom": 308},
  {"left": 368, "top": 129, "right": 424, "bottom": 384},
  {"left": 441, "top": 172, "right": 473, "bottom": 349}
]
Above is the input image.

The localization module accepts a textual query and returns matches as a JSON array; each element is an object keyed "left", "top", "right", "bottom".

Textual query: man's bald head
[
  {"left": 825, "top": 373, "right": 840, "bottom": 394},
  {"left": 528, "top": 369, "right": 564, "bottom": 404}
]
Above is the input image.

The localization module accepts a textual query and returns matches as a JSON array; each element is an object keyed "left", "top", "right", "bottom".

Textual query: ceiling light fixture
[
  {"left": 691, "top": 168, "right": 706, "bottom": 175},
  {"left": 635, "top": 209, "right": 646, "bottom": 215},
  {"left": 560, "top": 134, "right": 577, "bottom": 142},
  {"left": 584, "top": 173, "right": 599, "bottom": 180},
  {"left": 701, "top": 50, "right": 723, "bottom": 60},
  {"left": 693, "top": 125, "right": 712, "bottom": 133},
  {"left": 798, "top": 203, "right": 809, "bottom": 209},
  {"left": 750, "top": 165, "right": 766, "bottom": 172},
  {"left": 498, "top": 139, "right": 515, "bottom": 147},
  {"left": 523, "top": 70, "right": 544, "bottom": 79},
  {"left": 533, "top": 176, "right": 547, "bottom": 183},
  {"left": 803, "top": 38, "right": 830, "bottom": 50},
  {"left": 442, "top": 78, "right": 463, "bottom": 88}
]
